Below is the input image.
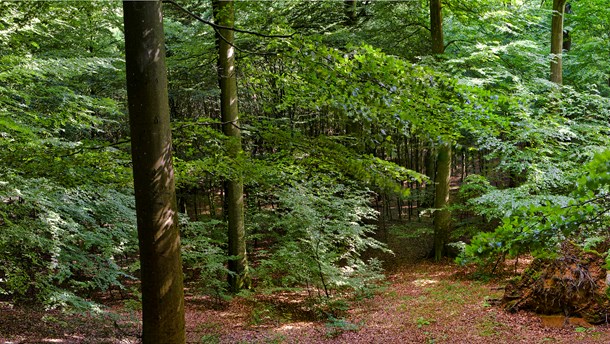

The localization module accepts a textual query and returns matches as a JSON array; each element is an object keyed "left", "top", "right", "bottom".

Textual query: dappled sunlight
[
  {"left": 275, "top": 322, "right": 316, "bottom": 332},
  {"left": 412, "top": 279, "right": 439, "bottom": 287},
  {"left": 4, "top": 0, "right": 610, "bottom": 343}
]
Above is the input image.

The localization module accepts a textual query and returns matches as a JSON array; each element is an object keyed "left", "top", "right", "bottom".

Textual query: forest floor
[
  {"left": 3, "top": 223, "right": 610, "bottom": 343},
  {"left": 3, "top": 260, "right": 610, "bottom": 343}
]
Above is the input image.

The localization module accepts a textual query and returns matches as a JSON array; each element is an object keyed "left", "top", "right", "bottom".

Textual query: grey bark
[
  {"left": 550, "top": 0, "right": 567, "bottom": 84},
  {"left": 123, "top": 1, "right": 185, "bottom": 342},
  {"left": 430, "top": 0, "right": 452, "bottom": 261},
  {"left": 213, "top": 0, "right": 249, "bottom": 292}
]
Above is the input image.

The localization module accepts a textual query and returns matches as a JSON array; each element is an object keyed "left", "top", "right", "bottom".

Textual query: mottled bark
[
  {"left": 430, "top": 0, "right": 444, "bottom": 55},
  {"left": 550, "top": 0, "right": 567, "bottom": 84},
  {"left": 430, "top": 0, "right": 451, "bottom": 261},
  {"left": 123, "top": 1, "right": 185, "bottom": 343},
  {"left": 213, "top": 0, "right": 249, "bottom": 292},
  {"left": 433, "top": 144, "right": 451, "bottom": 261}
]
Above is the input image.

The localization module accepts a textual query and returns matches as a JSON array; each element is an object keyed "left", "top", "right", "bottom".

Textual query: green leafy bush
[
  {"left": 459, "top": 150, "right": 610, "bottom": 266},
  {"left": 180, "top": 218, "right": 233, "bottom": 302},
  {"left": 254, "top": 181, "right": 389, "bottom": 300},
  {"left": 0, "top": 172, "right": 137, "bottom": 309}
]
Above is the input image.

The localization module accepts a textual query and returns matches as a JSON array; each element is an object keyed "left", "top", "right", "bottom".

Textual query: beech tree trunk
[
  {"left": 430, "top": 0, "right": 452, "bottom": 261},
  {"left": 430, "top": 0, "right": 444, "bottom": 55},
  {"left": 123, "top": 1, "right": 185, "bottom": 343},
  {"left": 213, "top": 0, "right": 249, "bottom": 292},
  {"left": 550, "top": 0, "right": 567, "bottom": 84},
  {"left": 433, "top": 144, "right": 452, "bottom": 261},
  {"left": 344, "top": 0, "right": 357, "bottom": 25}
]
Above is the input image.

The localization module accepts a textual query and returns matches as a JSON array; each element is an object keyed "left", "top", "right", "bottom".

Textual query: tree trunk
[
  {"left": 344, "top": 0, "right": 357, "bottom": 25},
  {"left": 213, "top": 0, "right": 249, "bottom": 292},
  {"left": 122, "top": 2, "right": 185, "bottom": 343},
  {"left": 430, "top": 0, "right": 451, "bottom": 261},
  {"left": 550, "top": 0, "right": 567, "bottom": 84},
  {"left": 433, "top": 144, "right": 452, "bottom": 261},
  {"left": 430, "top": 0, "right": 444, "bottom": 54}
]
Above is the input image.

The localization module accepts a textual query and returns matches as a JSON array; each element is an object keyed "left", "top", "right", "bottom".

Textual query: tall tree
[
  {"left": 550, "top": 0, "right": 567, "bottom": 84},
  {"left": 430, "top": 0, "right": 452, "bottom": 261},
  {"left": 344, "top": 0, "right": 357, "bottom": 25},
  {"left": 123, "top": 1, "right": 185, "bottom": 342},
  {"left": 430, "top": 0, "right": 444, "bottom": 55},
  {"left": 213, "top": 0, "right": 249, "bottom": 292}
]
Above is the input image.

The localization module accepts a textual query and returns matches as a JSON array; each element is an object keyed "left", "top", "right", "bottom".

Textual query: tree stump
[{"left": 502, "top": 242, "right": 610, "bottom": 324}]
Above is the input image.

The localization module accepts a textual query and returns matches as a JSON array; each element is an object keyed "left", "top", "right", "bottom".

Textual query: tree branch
[
  {"left": 163, "top": 0, "right": 296, "bottom": 39},
  {"left": 59, "top": 139, "right": 131, "bottom": 158},
  {"left": 444, "top": 39, "right": 472, "bottom": 50}
]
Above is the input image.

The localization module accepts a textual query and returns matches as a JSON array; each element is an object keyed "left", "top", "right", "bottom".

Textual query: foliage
[
  {"left": 180, "top": 218, "right": 233, "bottom": 302},
  {"left": 325, "top": 316, "right": 360, "bottom": 338},
  {"left": 0, "top": 172, "right": 137, "bottom": 310},
  {"left": 2, "top": 0, "right": 610, "bottom": 321},
  {"left": 254, "top": 181, "right": 389, "bottom": 301},
  {"left": 459, "top": 150, "right": 610, "bottom": 266}
]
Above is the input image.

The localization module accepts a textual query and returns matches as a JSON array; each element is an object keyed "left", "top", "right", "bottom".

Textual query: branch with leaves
[{"left": 163, "top": 0, "right": 296, "bottom": 39}]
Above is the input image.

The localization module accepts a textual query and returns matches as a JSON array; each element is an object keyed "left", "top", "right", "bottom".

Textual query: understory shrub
[
  {"left": 459, "top": 150, "right": 610, "bottom": 267},
  {"left": 253, "top": 181, "right": 390, "bottom": 301},
  {"left": 180, "top": 218, "right": 233, "bottom": 302},
  {"left": 0, "top": 172, "right": 137, "bottom": 310}
]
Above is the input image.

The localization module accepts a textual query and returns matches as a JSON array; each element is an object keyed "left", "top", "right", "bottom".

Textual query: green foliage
[
  {"left": 325, "top": 316, "right": 360, "bottom": 338},
  {"left": 2, "top": 0, "right": 610, "bottom": 321},
  {"left": 416, "top": 316, "right": 434, "bottom": 328},
  {"left": 458, "top": 175, "right": 493, "bottom": 201},
  {"left": 180, "top": 218, "right": 233, "bottom": 302},
  {"left": 0, "top": 172, "right": 137, "bottom": 310},
  {"left": 254, "top": 181, "right": 389, "bottom": 301},
  {"left": 460, "top": 150, "right": 610, "bottom": 266}
]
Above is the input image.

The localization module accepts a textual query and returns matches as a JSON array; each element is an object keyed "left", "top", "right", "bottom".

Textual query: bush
[
  {"left": 180, "top": 218, "right": 233, "bottom": 302},
  {"left": 254, "top": 181, "right": 389, "bottom": 301},
  {"left": 0, "top": 172, "right": 137, "bottom": 310},
  {"left": 459, "top": 150, "right": 610, "bottom": 267}
]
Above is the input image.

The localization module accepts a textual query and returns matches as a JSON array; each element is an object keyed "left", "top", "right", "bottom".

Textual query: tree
[
  {"left": 430, "top": 0, "right": 444, "bottom": 55},
  {"left": 213, "top": 0, "right": 249, "bottom": 292},
  {"left": 430, "top": 0, "right": 452, "bottom": 261},
  {"left": 123, "top": 1, "right": 185, "bottom": 342},
  {"left": 344, "top": 0, "right": 357, "bottom": 26},
  {"left": 550, "top": 0, "right": 567, "bottom": 84}
]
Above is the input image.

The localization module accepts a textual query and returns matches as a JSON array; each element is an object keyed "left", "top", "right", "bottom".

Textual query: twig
[
  {"left": 164, "top": 0, "right": 284, "bottom": 56},
  {"left": 59, "top": 139, "right": 131, "bottom": 158},
  {"left": 444, "top": 39, "right": 472, "bottom": 50},
  {"left": 163, "top": 0, "right": 297, "bottom": 39}
]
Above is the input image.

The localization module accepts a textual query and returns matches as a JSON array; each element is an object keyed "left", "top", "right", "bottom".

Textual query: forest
[{"left": 1, "top": 0, "right": 610, "bottom": 343}]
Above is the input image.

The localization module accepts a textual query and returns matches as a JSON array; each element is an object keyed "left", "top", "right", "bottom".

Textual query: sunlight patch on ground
[
  {"left": 424, "top": 270, "right": 454, "bottom": 278},
  {"left": 275, "top": 322, "right": 314, "bottom": 332},
  {"left": 412, "top": 279, "right": 438, "bottom": 287}
]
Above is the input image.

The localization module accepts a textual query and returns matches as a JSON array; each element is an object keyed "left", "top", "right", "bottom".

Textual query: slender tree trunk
[
  {"left": 213, "top": 0, "right": 249, "bottom": 292},
  {"left": 433, "top": 144, "right": 452, "bottom": 261},
  {"left": 550, "top": 0, "right": 567, "bottom": 84},
  {"left": 430, "top": 0, "right": 452, "bottom": 261},
  {"left": 430, "top": 0, "right": 444, "bottom": 54},
  {"left": 122, "top": 2, "right": 185, "bottom": 342},
  {"left": 424, "top": 145, "right": 436, "bottom": 207},
  {"left": 344, "top": 0, "right": 357, "bottom": 25}
]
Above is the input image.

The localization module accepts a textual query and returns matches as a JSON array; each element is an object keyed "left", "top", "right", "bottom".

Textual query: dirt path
[
  {"left": 184, "top": 261, "right": 610, "bottom": 344},
  {"left": 3, "top": 261, "right": 610, "bottom": 343}
]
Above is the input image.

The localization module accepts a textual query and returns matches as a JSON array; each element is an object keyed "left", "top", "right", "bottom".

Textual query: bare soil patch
[{"left": 3, "top": 260, "right": 610, "bottom": 343}]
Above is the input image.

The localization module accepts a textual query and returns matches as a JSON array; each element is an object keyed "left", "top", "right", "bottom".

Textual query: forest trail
[
  {"left": 3, "top": 259, "right": 610, "bottom": 343},
  {"left": 182, "top": 261, "right": 610, "bottom": 344}
]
